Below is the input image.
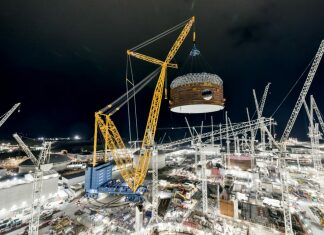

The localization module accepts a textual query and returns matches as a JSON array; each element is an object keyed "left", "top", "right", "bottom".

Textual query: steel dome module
[{"left": 169, "top": 72, "right": 225, "bottom": 113}]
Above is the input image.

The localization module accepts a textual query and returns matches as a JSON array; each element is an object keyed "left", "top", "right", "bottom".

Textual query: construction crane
[
  {"left": 253, "top": 83, "right": 271, "bottom": 150},
  {"left": 303, "top": 96, "right": 323, "bottom": 171},
  {"left": 13, "top": 134, "right": 52, "bottom": 235},
  {"left": 303, "top": 98, "right": 319, "bottom": 170},
  {"left": 185, "top": 118, "right": 208, "bottom": 214},
  {"left": 159, "top": 117, "right": 274, "bottom": 150},
  {"left": 91, "top": 17, "right": 195, "bottom": 192},
  {"left": 227, "top": 117, "right": 238, "bottom": 154},
  {"left": 225, "top": 111, "right": 230, "bottom": 155},
  {"left": 185, "top": 117, "right": 199, "bottom": 174},
  {"left": 259, "top": 83, "right": 271, "bottom": 116},
  {"left": 311, "top": 96, "right": 324, "bottom": 170},
  {"left": 201, "top": 147, "right": 208, "bottom": 215},
  {"left": 280, "top": 40, "right": 324, "bottom": 143},
  {"left": 0, "top": 103, "right": 20, "bottom": 128},
  {"left": 253, "top": 90, "right": 264, "bottom": 150},
  {"left": 246, "top": 107, "right": 255, "bottom": 154},
  {"left": 278, "top": 40, "right": 324, "bottom": 235}
]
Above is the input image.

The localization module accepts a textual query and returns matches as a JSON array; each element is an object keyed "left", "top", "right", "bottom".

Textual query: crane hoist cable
[
  {"left": 101, "top": 17, "right": 193, "bottom": 115},
  {"left": 125, "top": 55, "right": 140, "bottom": 144},
  {"left": 109, "top": 69, "right": 161, "bottom": 116},
  {"left": 128, "top": 55, "right": 140, "bottom": 143},
  {"left": 101, "top": 68, "right": 159, "bottom": 113},
  {"left": 130, "top": 18, "right": 191, "bottom": 52},
  {"left": 174, "top": 29, "right": 216, "bottom": 93},
  {"left": 270, "top": 56, "right": 314, "bottom": 117},
  {"left": 93, "top": 17, "right": 196, "bottom": 192},
  {"left": 100, "top": 68, "right": 160, "bottom": 114},
  {"left": 125, "top": 55, "right": 132, "bottom": 143}
]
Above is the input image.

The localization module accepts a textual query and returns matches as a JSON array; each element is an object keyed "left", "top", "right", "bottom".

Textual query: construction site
[{"left": 0, "top": 14, "right": 324, "bottom": 235}]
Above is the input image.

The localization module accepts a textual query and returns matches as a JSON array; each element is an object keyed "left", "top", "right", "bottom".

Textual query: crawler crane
[{"left": 89, "top": 17, "right": 195, "bottom": 194}]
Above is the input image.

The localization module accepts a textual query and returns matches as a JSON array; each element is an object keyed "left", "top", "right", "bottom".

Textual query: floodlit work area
[{"left": 0, "top": 10, "right": 324, "bottom": 235}]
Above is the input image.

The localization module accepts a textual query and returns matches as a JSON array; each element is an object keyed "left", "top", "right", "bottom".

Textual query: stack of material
[
  {"left": 226, "top": 155, "right": 253, "bottom": 171},
  {"left": 220, "top": 199, "right": 234, "bottom": 217}
]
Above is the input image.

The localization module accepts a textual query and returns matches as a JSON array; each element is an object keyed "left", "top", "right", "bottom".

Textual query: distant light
[{"left": 74, "top": 135, "right": 81, "bottom": 140}]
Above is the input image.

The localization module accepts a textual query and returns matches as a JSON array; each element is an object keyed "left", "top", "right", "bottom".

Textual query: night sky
[{"left": 0, "top": 0, "right": 323, "bottom": 143}]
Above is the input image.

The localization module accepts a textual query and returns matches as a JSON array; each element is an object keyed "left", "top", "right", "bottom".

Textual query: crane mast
[
  {"left": 246, "top": 107, "right": 256, "bottom": 170},
  {"left": 308, "top": 96, "right": 323, "bottom": 170},
  {"left": 259, "top": 83, "right": 271, "bottom": 148},
  {"left": 0, "top": 103, "right": 20, "bottom": 128},
  {"left": 133, "top": 17, "right": 195, "bottom": 190},
  {"left": 253, "top": 83, "right": 270, "bottom": 150},
  {"left": 259, "top": 83, "right": 271, "bottom": 115},
  {"left": 225, "top": 111, "right": 230, "bottom": 155},
  {"left": 253, "top": 89, "right": 264, "bottom": 149},
  {"left": 13, "top": 134, "right": 52, "bottom": 235},
  {"left": 311, "top": 95, "right": 324, "bottom": 134},
  {"left": 303, "top": 99, "right": 312, "bottom": 123}
]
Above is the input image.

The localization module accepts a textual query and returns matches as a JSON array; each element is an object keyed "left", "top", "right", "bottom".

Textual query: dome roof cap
[{"left": 171, "top": 72, "right": 223, "bottom": 89}]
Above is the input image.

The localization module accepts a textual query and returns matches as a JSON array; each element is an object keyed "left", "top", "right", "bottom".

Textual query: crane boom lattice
[
  {"left": 280, "top": 40, "right": 324, "bottom": 143},
  {"left": 92, "top": 17, "right": 195, "bottom": 192},
  {"left": 312, "top": 96, "right": 324, "bottom": 134},
  {"left": 13, "top": 134, "right": 52, "bottom": 235},
  {"left": 0, "top": 103, "right": 20, "bottom": 128}
]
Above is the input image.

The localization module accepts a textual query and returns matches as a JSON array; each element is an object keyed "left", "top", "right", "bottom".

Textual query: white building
[
  {"left": 0, "top": 170, "right": 59, "bottom": 219},
  {"left": 18, "top": 154, "right": 70, "bottom": 173},
  {"left": 133, "top": 150, "right": 166, "bottom": 169}
]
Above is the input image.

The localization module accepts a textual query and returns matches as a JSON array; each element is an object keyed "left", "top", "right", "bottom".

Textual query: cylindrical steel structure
[{"left": 169, "top": 73, "right": 224, "bottom": 113}]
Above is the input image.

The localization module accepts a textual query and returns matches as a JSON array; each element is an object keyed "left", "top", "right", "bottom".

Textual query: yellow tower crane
[{"left": 92, "top": 16, "right": 195, "bottom": 192}]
